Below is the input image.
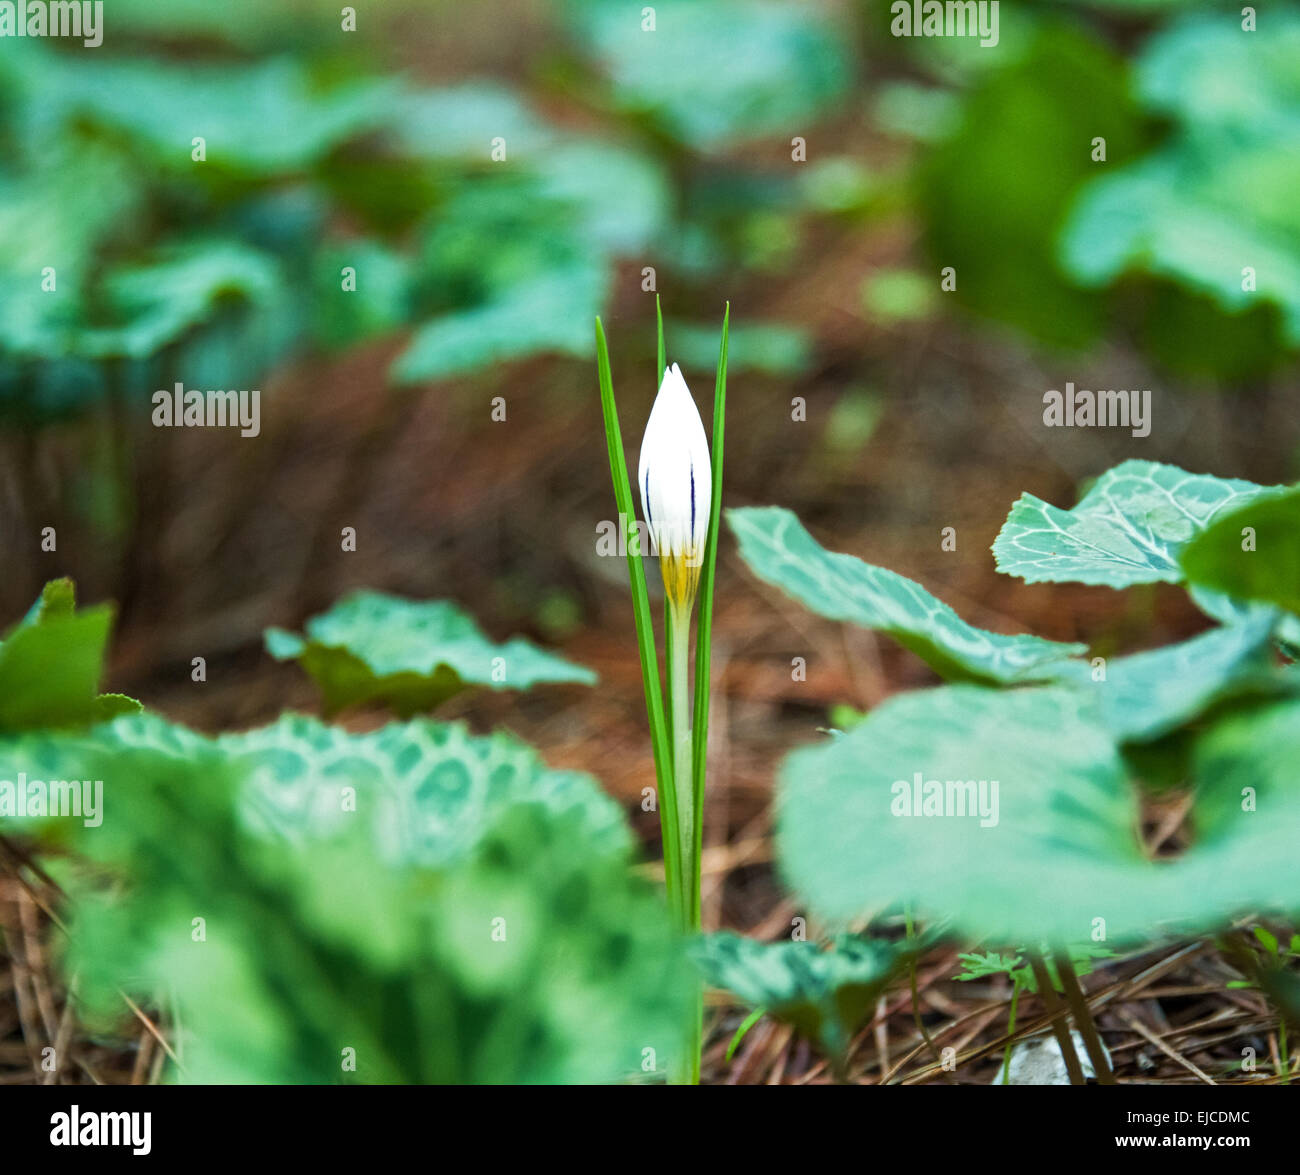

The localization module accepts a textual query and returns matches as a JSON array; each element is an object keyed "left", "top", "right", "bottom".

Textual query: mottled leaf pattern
[
  {"left": 0, "top": 711, "right": 627, "bottom": 866},
  {"left": 0, "top": 711, "right": 683, "bottom": 1083},
  {"left": 729, "top": 506, "right": 1084, "bottom": 684},
  {"left": 993, "top": 461, "right": 1271, "bottom": 586},
  {"left": 694, "top": 931, "right": 925, "bottom": 1057},
  {"left": 266, "top": 591, "right": 596, "bottom": 717}
]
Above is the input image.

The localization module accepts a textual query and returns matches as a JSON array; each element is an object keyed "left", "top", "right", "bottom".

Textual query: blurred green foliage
[
  {"left": 920, "top": 24, "right": 1144, "bottom": 348},
  {"left": 743, "top": 461, "right": 1300, "bottom": 945},
  {"left": 694, "top": 930, "right": 928, "bottom": 1062},
  {"left": 0, "top": 587, "right": 687, "bottom": 1083},
  {"left": 567, "top": 0, "right": 852, "bottom": 149},
  {"left": 3, "top": 2, "right": 1295, "bottom": 424},
  {"left": 0, "top": 579, "right": 138, "bottom": 730},
  {"left": 1061, "top": 13, "right": 1300, "bottom": 375}
]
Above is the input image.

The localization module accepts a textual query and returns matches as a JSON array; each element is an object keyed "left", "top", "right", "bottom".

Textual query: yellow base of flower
[{"left": 660, "top": 549, "right": 702, "bottom": 609}]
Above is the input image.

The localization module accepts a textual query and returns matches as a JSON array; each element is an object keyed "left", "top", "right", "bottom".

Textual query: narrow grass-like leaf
[
  {"left": 725, "top": 1006, "right": 765, "bottom": 1063},
  {"left": 691, "top": 304, "right": 728, "bottom": 925},
  {"left": 656, "top": 295, "right": 676, "bottom": 748},
  {"left": 594, "top": 318, "right": 682, "bottom": 922},
  {"left": 656, "top": 292, "right": 666, "bottom": 383}
]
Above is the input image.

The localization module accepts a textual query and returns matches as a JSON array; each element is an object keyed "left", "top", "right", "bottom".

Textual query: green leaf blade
[
  {"left": 264, "top": 591, "right": 595, "bottom": 717},
  {"left": 1180, "top": 486, "right": 1300, "bottom": 615},
  {"left": 993, "top": 461, "right": 1272, "bottom": 587},
  {"left": 691, "top": 304, "right": 728, "bottom": 924},
  {"left": 594, "top": 317, "right": 680, "bottom": 922},
  {"left": 729, "top": 506, "right": 1085, "bottom": 685},
  {"left": 777, "top": 685, "right": 1155, "bottom": 942}
]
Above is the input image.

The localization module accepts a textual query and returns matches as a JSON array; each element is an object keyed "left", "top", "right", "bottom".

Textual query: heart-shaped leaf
[{"left": 0, "top": 711, "right": 624, "bottom": 866}]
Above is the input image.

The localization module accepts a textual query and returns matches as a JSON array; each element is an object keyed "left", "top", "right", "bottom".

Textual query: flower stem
[
  {"left": 669, "top": 604, "right": 695, "bottom": 890},
  {"left": 667, "top": 601, "right": 702, "bottom": 1084}
]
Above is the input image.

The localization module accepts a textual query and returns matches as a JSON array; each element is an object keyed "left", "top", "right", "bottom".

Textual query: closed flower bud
[{"left": 638, "top": 363, "right": 711, "bottom": 608}]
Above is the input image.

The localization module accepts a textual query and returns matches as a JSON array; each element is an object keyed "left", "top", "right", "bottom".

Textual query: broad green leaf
[
  {"left": 1137, "top": 13, "right": 1300, "bottom": 143},
  {"left": 5, "top": 50, "right": 395, "bottom": 174},
  {"left": 778, "top": 681, "right": 1300, "bottom": 943},
  {"left": 389, "top": 82, "right": 554, "bottom": 162},
  {"left": 729, "top": 506, "right": 1085, "bottom": 685},
  {"left": 569, "top": 0, "right": 851, "bottom": 150},
  {"left": 265, "top": 591, "right": 595, "bottom": 717},
  {"left": 777, "top": 685, "right": 1158, "bottom": 942},
  {"left": 393, "top": 269, "right": 605, "bottom": 382},
  {"left": 1060, "top": 15, "right": 1300, "bottom": 361},
  {"left": 1180, "top": 487, "right": 1300, "bottom": 616},
  {"left": 0, "top": 711, "right": 627, "bottom": 864},
  {"left": 1083, "top": 613, "right": 1290, "bottom": 743},
  {"left": 532, "top": 140, "right": 670, "bottom": 256},
  {"left": 1190, "top": 697, "right": 1300, "bottom": 921},
  {"left": 918, "top": 27, "right": 1139, "bottom": 348},
  {"left": 993, "top": 461, "right": 1272, "bottom": 587},
  {"left": 693, "top": 931, "right": 924, "bottom": 1058},
  {"left": 82, "top": 241, "right": 286, "bottom": 360},
  {"left": 0, "top": 712, "right": 685, "bottom": 1082},
  {"left": 1061, "top": 149, "right": 1300, "bottom": 351},
  {"left": 0, "top": 139, "right": 143, "bottom": 366},
  {"left": 0, "top": 581, "right": 134, "bottom": 732},
  {"left": 395, "top": 176, "right": 610, "bottom": 381}
]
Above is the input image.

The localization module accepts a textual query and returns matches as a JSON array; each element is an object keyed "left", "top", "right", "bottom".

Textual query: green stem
[
  {"left": 669, "top": 604, "right": 695, "bottom": 887},
  {"left": 667, "top": 601, "right": 702, "bottom": 1084},
  {"left": 999, "top": 982, "right": 1021, "bottom": 1085}
]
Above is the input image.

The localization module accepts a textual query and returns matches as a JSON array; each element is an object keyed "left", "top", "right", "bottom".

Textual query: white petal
[{"left": 637, "top": 363, "right": 711, "bottom": 558}]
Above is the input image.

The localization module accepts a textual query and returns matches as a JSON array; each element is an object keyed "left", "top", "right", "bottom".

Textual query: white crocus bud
[{"left": 638, "top": 363, "right": 711, "bottom": 609}]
